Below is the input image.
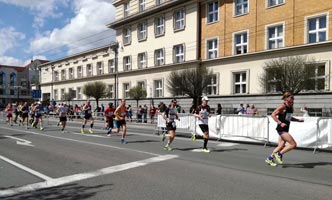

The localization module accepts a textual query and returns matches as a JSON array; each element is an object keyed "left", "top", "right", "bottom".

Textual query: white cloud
[
  {"left": 0, "top": 56, "right": 24, "bottom": 66},
  {"left": 0, "top": 26, "right": 25, "bottom": 55},
  {"left": 29, "top": 0, "right": 116, "bottom": 58},
  {"left": 0, "top": 0, "right": 69, "bottom": 28}
]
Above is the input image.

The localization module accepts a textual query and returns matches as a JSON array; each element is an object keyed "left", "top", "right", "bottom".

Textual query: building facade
[
  {"left": 38, "top": 0, "right": 332, "bottom": 116},
  {"left": 0, "top": 64, "right": 30, "bottom": 105}
]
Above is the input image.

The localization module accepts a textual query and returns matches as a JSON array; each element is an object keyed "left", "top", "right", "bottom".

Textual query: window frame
[
  {"left": 123, "top": 27, "right": 132, "bottom": 45},
  {"left": 154, "top": 79, "right": 163, "bottom": 97},
  {"left": 155, "top": 48, "right": 165, "bottom": 66},
  {"left": 123, "top": 56, "right": 132, "bottom": 71},
  {"left": 266, "top": 22, "right": 285, "bottom": 50},
  {"left": 207, "top": 1, "right": 219, "bottom": 24},
  {"left": 234, "top": 0, "right": 249, "bottom": 16},
  {"left": 232, "top": 70, "right": 249, "bottom": 94},
  {"left": 206, "top": 74, "right": 218, "bottom": 95},
  {"left": 137, "top": 21, "right": 147, "bottom": 41},
  {"left": 97, "top": 61, "right": 104, "bottom": 75},
  {"left": 108, "top": 59, "right": 114, "bottom": 73},
  {"left": 206, "top": 37, "right": 219, "bottom": 59},
  {"left": 173, "top": 44, "right": 185, "bottom": 63},
  {"left": 155, "top": 15, "right": 165, "bottom": 37},
  {"left": 174, "top": 8, "right": 185, "bottom": 31},
  {"left": 138, "top": 52, "right": 147, "bottom": 69},
  {"left": 139, "top": 0, "right": 146, "bottom": 12},
  {"left": 305, "top": 13, "right": 328, "bottom": 44},
  {"left": 77, "top": 66, "right": 82, "bottom": 78},
  {"left": 68, "top": 68, "right": 74, "bottom": 79},
  {"left": 86, "top": 64, "right": 93, "bottom": 77},
  {"left": 124, "top": 2, "right": 130, "bottom": 17},
  {"left": 123, "top": 83, "right": 130, "bottom": 98},
  {"left": 266, "top": 0, "right": 285, "bottom": 8},
  {"left": 233, "top": 30, "right": 248, "bottom": 55}
]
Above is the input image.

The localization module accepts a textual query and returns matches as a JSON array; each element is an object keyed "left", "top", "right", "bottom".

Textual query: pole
[
  {"left": 51, "top": 65, "right": 55, "bottom": 100},
  {"left": 112, "top": 42, "right": 119, "bottom": 107}
]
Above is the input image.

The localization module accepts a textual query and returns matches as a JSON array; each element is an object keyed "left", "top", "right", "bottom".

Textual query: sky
[{"left": 0, "top": 0, "right": 116, "bottom": 66}]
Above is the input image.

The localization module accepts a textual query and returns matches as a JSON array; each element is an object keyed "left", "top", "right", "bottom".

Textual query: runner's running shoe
[
  {"left": 192, "top": 134, "right": 196, "bottom": 143},
  {"left": 265, "top": 158, "right": 277, "bottom": 166},
  {"left": 275, "top": 152, "right": 283, "bottom": 164},
  {"left": 202, "top": 148, "right": 210, "bottom": 153},
  {"left": 81, "top": 129, "right": 85, "bottom": 134},
  {"left": 163, "top": 146, "right": 172, "bottom": 151},
  {"left": 88, "top": 129, "right": 94, "bottom": 134},
  {"left": 40, "top": 127, "right": 44, "bottom": 131},
  {"left": 121, "top": 139, "right": 127, "bottom": 144}
]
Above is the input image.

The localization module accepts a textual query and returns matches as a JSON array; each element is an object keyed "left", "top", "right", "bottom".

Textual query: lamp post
[
  {"left": 13, "top": 86, "right": 22, "bottom": 102},
  {"left": 112, "top": 42, "right": 119, "bottom": 107},
  {"left": 51, "top": 65, "right": 55, "bottom": 100}
]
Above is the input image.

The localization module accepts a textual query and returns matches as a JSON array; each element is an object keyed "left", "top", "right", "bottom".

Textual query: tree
[
  {"left": 259, "top": 56, "right": 315, "bottom": 94},
  {"left": 128, "top": 85, "right": 147, "bottom": 108},
  {"left": 82, "top": 81, "right": 107, "bottom": 107},
  {"left": 62, "top": 92, "right": 74, "bottom": 105},
  {"left": 167, "top": 66, "right": 214, "bottom": 107}
]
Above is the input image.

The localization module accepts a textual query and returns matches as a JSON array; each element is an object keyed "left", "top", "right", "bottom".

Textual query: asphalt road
[{"left": 0, "top": 118, "right": 331, "bottom": 200}]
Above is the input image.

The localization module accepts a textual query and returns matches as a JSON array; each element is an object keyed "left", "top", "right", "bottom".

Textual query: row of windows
[
  {"left": 206, "top": 14, "right": 329, "bottom": 58},
  {"left": 123, "top": 8, "right": 185, "bottom": 45},
  {"left": 207, "top": 0, "right": 284, "bottom": 24},
  {"left": 124, "top": 0, "right": 165, "bottom": 17},
  {"left": 51, "top": 62, "right": 326, "bottom": 101}
]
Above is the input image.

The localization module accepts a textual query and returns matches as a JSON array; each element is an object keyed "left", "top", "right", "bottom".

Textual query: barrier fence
[{"left": 156, "top": 114, "right": 332, "bottom": 152}]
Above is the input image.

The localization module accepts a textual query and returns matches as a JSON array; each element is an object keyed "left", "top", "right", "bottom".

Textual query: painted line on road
[
  {"left": 0, "top": 126, "right": 160, "bottom": 156},
  {"left": 0, "top": 155, "right": 52, "bottom": 181},
  {"left": 217, "top": 143, "right": 239, "bottom": 147},
  {"left": 0, "top": 154, "right": 178, "bottom": 198}
]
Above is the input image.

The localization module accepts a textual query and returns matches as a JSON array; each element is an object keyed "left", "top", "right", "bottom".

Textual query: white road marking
[
  {"left": 217, "top": 143, "right": 239, "bottom": 147},
  {"left": 0, "top": 154, "right": 178, "bottom": 198},
  {"left": 4, "top": 135, "right": 35, "bottom": 147},
  {"left": 0, "top": 155, "right": 52, "bottom": 181}
]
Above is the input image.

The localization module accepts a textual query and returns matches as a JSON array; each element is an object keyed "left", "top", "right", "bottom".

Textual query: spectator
[
  {"left": 150, "top": 105, "right": 156, "bottom": 123},
  {"left": 158, "top": 102, "right": 167, "bottom": 113},
  {"left": 247, "top": 104, "right": 258, "bottom": 116},
  {"left": 236, "top": 104, "right": 245, "bottom": 115},
  {"left": 127, "top": 105, "right": 133, "bottom": 122},
  {"left": 301, "top": 106, "right": 310, "bottom": 117},
  {"left": 143, "top": 104, "right": 148, "bottom": 123},
  {"left": 216, "top": 103, "right": 222, "bottom": 115},
  {"left": 137, "top": 105, "right": 143, "bottom": 122}
]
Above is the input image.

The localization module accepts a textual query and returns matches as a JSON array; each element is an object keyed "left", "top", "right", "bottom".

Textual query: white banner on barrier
[{"left": 157, "top": 114, "right": 191, "bottom": 129}]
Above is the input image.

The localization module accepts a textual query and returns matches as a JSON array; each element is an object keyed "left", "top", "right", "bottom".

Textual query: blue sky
[{"left": 0, "top": 0, "right": 116, "bottom": 66}]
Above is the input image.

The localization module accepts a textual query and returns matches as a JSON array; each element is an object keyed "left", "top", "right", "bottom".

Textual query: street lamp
[
  {"left": 51, "top": 65, "right": 55, "bottom": 100},
  {"left": 112, "top": 42, "right": 119, "bottom": 107}
]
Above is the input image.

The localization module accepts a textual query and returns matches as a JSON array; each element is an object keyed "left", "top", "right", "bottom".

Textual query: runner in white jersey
[
  {"left": 57, "top": 103, "right": 68, "bottom": 132},
  {"left": 192, "top": 96, "right": 211, "bottom": 153}
]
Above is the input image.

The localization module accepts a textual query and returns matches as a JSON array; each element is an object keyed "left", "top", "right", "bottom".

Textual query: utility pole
[
  {"left": 51, "top": 65, "right": 55, "bottom": 100},
  {"left": 112, "top": 42, "right": 119, "bottom": 107}
]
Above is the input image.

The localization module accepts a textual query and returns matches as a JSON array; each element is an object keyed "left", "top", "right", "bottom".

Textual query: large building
[{"left": 38, "top": 0, "right": 332, "bottom": 116}]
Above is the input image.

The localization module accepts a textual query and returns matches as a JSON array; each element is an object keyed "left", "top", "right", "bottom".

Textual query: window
[
  {"left": 61, "top": 69, "right": 66, "bottom": 80},
  {"left": 173, "top": 44, "right": 185, "bottom": 63},
  {"left": 234, "top": 31, "right": 248, "bottom": 54},
  {"left": 138, "top": 52, "right": 147, "bottom": 69},
  {"left": 87, "top": 64, "right": 93, "bottom": 77},
  {"left": 305, "top": 64, "right": 326, "bottom": 91},
  {"left": 174, "top": 9, "right": 185, "bottom": 31},
  {"left": 124, "top": 2, "right": 130, "bottom": 17},
  {"left": 108, "top": 59, "right": 115, "bottom": 73},
  {"left": 267, "top": 0, "right": 284, "bottom": 7},
  {"left": 267, "top": 24, "right": 284, "bottom": 49},
  {"left": 68, "top": 68, "right": 74, "bottom": 79},
  {"left": 156, "top": 0, "right": 164, "bottom": 5},
  {"left": 123, "top": 83, "right": 130, "bottom": 98},
  {"left": 137, "top": 81, "right": 146, "bottom": 90},
  {"left": 97, "top": 62, "right": 103, "bottom": 75},
  {"left": 123, "top": 27, "right": 131, "bottom": 45},
  {"left": 235, "top": 0, "right": 248, "bottom": 16},
  {"left": 266, "top": 69, "right": 282, "bottom": 93},
  {"left": 207, "top": 74, "right": 217, "bottom": 95},
  {"left": 139, "top": 0, "right": 145, "bottom": 12},
  {"left": 61, "top": 89, "right": 65, "bottom": 100},
  {"left": 54, "top": 89, "right": 58, "bottom": 100},
  {"left": 207, "top": 1, "right": 219, "bottom": 23},
  {"left": 77, "top": 87, "right": 81, "bottom": 99},
  {"left": 123, "top": 56, "right": 131, "bottom": 71},
  {"left": 54, "top": 71, "right": 59, "bottom": 81},
  {"left": 207, "top": 38, "right": 218, "bottom": 59},
  {"left": 77, "top": 66, "right": 82, "bottom": 78},
  {"left": 234, "top": 72, "right": 247, "bottom": 94},
  {"left": 108, "top": 84, "right": 114, "bottom": 98},
  {"left": 155, "top": 49, "right": 165, "bottom": 66},
  {"left": 137, "top": 21, "right": 147, "bottom": 41},
  {"left": 154, "top": 80, "right": 163, "bottom": 97},
  {"left": 155, "top": 16, "right": 165, "bottom": 36},
  {"left": 307, "top": 15, "right": 327, "bottom": 43}
]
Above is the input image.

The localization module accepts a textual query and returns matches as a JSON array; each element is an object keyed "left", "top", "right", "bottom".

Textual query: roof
[{"left": 0, "top": 64, "right": 26, "bottom": 72}]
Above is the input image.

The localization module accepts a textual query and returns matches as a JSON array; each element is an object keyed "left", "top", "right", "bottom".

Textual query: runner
[
  {"left": 192, "top": 96, "right": 211, "bottom": 153},
  {"left": 21, "top": 101, "right": 29, "bottom": 129},
  {"left": 81, "top": 100, "right": 94, "bottom": 134},
  {"left": 104, "top": 102, "right": 115, "bottom": 136},
  {"left": 31, "top": 101, "right": 44, "bottom": 131},
  {"left": 5, "top": 103, "right": 14, "bottom": 126},
  {"left": 265, "top": 91, "right": 304, "bottom": 166},
  {"left": 114, "top": 99, "right": 128, "bottom": 144},
  {"left": 57, "top": 103, "right": 68, "bottom": 132},
  {"left": 161, "top": 99, "right": 179, "bottom": 151}
]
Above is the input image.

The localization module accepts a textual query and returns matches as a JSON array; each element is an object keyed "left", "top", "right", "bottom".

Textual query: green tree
[
  {"left": 82, "top": 81, "right": 107, "bottom": 107},
  {"left": 259, "top": 56, "right": 316, "bottom": 94},
  {"left": 167, "top": 66, "right": 214, "bottom": 107},
  {"left": 128, "top": 85, "right": 147, "bottom": 108},
  {"left": 62, "top": 92, "right": 74, "bottom": 105}
]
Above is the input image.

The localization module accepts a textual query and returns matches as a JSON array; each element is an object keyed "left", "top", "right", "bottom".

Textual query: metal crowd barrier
[{"left": 314, "top": 117, "right": 332, "bottom": 153}]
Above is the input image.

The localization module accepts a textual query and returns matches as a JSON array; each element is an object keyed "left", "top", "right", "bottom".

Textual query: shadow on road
[
  {"left": 126, "top": 139, "right": 159, "bottom": 144},
  {"left": 2, "top": 183, "right": 113, "bottom": 200},
  {"left": 282, "top": 162, "right": 332, "bottom": 169}
]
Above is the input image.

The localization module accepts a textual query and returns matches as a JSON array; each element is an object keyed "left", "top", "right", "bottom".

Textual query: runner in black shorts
[
  {"left": 161, "top": 99, "right": 179, "bottom": 151},
  {"left": 81, "top": 100, "right": 94, "bottom": 134}
]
